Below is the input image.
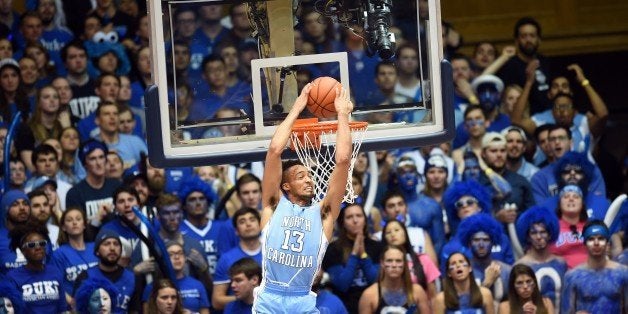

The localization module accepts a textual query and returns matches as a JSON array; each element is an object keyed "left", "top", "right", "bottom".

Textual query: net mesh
[{"left": 290, "top": 121, "right": 368, "bottom": 204}]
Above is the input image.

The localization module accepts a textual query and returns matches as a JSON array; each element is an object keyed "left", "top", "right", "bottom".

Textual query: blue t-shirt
[
  {"left": 407, "top": 193, "right": 446, "bottom": 254},
  {"left": 316, "top": 289, "right": 348, "bottom": 314},
  {"left": 180, "top": 219, "right": 238, "bottom": 275},
  {"left": 142, "top": 276, "right": 210, "bottom": 312},
  {"left": 51, "top": 243, "right": 99, "bottom": 295},
  {"left": 520, "top": 257, "right": 567, "bottom": 308},
  {"left": 0, "top": 228, "right": 25, "bottom": 274},
  {"left": 98, "top": 220, "right": 142, "bottom": 267},
  {"left": 224, "top": 299, "right": 253, "bottom": 314},
  {"left": 96, "top": 133, "right": 148, "bottom": 169},
  {"left": 8, "top": 265, "right": 68, "bottom": 313},
  {"left": 80, "top": 267, "right": 135, "bottom": 314},
  {"left": 213, "top": 246, "right": 263, "bottom": 285}
]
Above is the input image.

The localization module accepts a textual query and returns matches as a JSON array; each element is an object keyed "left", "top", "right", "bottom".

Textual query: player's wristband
[
  {"left": 360, "top": 252, "right": 368, "bottom": 259},
  {"left": 581, "top": 79, "right": 590, "bottom": 87}
]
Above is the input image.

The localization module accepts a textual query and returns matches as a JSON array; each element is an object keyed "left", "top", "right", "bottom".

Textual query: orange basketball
[{"left": 307, "top": 77, "right": 342, "bottom": 118}]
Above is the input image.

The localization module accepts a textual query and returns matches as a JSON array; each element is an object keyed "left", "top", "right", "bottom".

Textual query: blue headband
[
  {"left": 559, "top": 184, "right": 582, "bottom": 198},
  {"left": 583, "top": 224, "right": 610, "bottom": 241}
]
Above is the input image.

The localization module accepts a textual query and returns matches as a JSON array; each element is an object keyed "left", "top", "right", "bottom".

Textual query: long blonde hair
[{"left": 28, "top": 85, "right": 62, "bottom": 144}]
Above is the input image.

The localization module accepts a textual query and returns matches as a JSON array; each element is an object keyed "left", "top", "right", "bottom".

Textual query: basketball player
[{"left": 252, "top": 82, "right": 353, "bottom": 313}]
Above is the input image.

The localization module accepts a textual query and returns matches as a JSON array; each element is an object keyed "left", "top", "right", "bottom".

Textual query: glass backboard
[{"left": 146, "top": 0, "right": 454, "bottom": 167}]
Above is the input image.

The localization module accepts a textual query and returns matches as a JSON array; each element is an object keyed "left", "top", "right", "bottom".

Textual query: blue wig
[
  {"left": 457, "top": 213, "right": 503, "bottom": 246},
  {"left": 515, "top": 206, "right": 559, "bottom": 248},
  {"left": 84, "top": 40, "right": 131, "bottom": 77},
  {"left": 75, "top": 277, "right": 120, "bottom": 314},
  {"left": 443, "top": 179, "right": 492, "bottom": 228},
  {"left": 178, "top": 175, "right": 219, "bottom": 205},
  {"left": 553, "top": 151, "right": 594, "bottom": 190},
  {"left": 0, "top": 276, "right": 25, "bottom": 313}
]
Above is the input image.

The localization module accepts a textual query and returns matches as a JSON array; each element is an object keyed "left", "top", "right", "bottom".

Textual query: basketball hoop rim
[{"left": 291, "top": 120, "right": 369, "bottom": 136}]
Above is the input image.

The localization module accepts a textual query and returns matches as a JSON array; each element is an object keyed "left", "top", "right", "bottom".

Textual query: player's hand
[
  {"left": 133, "top": 258, "right": 156, "bottom": 275},
  {"left": 483, "top": 261, "right": 501, "bottom": 286},
  {"left": 567, "top": 64, "right": 586, "bottom": 83},
  {"left": 525, "top": 59, "right": 539, "bottom": 83},
  {"left": 293, "top": 82, "right": 312, "bottom": 112},
  {"left": 334, "top": 86, "right": 353, "bottom": 115},
  {"left": 522, "top": 301, "right": 537, "bottom": 314},
  {"left": 187, "top": 249, "right": 209, "bottom": 272}
]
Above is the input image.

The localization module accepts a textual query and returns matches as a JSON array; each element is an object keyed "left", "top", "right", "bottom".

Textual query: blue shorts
[{"left": 252, "top": 286, "right": 318, "bottom": 314}]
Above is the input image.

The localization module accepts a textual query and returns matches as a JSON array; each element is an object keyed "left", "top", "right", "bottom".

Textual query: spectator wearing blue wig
[
  {"left": 74, "top": 277, "right": 119, "bottom": 314},
  {"left": 458, "top": 213, "right": 512, "bottom": 303},
  {"left": 538, "top": 151, "right": 610, "bottom": 221},
  {"left": 440, "top": 180, "right": 514, "bottom": 266},
  {"left": 0, "top": 273, "right": 26, "bottom": 313},
  {"left": 516, "top": 206, "right": 567, "bottom": 310},
  {"left": 530, "top": 135, "right": 606, "bottom": 203},
  {"left": 178, "top": 176, "right": 237, "bottom": 275}
]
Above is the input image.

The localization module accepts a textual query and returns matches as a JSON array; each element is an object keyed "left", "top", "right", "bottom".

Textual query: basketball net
[{"left": 290, "top": 119, "right": 368, "bottom": 204}]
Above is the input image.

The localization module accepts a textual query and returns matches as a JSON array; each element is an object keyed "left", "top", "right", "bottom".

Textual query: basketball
[{"left": 307, "top": 77, "right": 342, "bottom": 118}]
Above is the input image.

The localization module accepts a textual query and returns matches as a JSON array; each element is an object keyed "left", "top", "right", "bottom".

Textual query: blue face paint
[
  {"left": 0, "top": 297, "right": 14, "bottom": 314},
  {"left": 399, "top": 172, "right": 419, "bottom": 191},
  {"left": 471, "top": 231, "right": 492, "bottom": 258},
  {"left": 88, "top": 289, "right": 112, "bottom": 314}
]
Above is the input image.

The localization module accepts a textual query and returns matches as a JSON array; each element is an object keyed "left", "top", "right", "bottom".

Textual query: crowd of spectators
[{"left": 0, "top": 0, "right": 626, "bottom": 313}]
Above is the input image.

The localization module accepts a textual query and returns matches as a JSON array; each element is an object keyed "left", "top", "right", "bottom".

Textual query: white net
[{"left": 290, "top": 122, "right": 368, "bottom": 204}]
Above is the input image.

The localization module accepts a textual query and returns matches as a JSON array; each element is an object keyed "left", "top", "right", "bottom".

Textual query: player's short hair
[
  {"left": 281, "top": 160, "right": 304, "bottom": 186},
  {"left": 155, "top": 193, "right": 181, "bottom": 211}
]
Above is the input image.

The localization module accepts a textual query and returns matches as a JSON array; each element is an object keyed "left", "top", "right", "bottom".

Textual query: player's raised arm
[
  {"left": 261, "top": 83, "right": 312, "bottom": 229},
  {"left": 322, "top": 87, "right": 353, "bottom": 238}
]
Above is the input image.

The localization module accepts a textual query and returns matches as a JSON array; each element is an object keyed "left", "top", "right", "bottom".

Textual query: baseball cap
[
  {"left": 501, "top": 126, "right": 527, "bottom": 142},
  {"left": 239, "top": 38, "right": 258, "bottom": 51},
  {"left": 79, "top": 139, "right": 108, "bottom": 166},
  {"left": 424, "top": 154, "right": 447, "bottom": 173},
  {"left": 0, "top": 58, "right": 20, "bottom": 73},
  {"left": 471, "top": 74, "right": 504, "bottom": 94},
  {"left": 94, "top": 229, "right": 121, "bottom": 254},
  {"left": 31, "top": 176, "right": 58, "bottom": 190},
  {"left": 481, "top": 132, "right": 507, "bottom": 149}
]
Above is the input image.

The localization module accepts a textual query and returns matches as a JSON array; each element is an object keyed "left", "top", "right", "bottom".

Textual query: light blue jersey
[{"left": 259, "top": 196, "right": 328, "bottom": 296}]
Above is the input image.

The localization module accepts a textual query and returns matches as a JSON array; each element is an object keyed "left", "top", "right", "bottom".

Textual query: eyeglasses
[
  {"left": 22, "top": 240, "right": 47, "bottom": 249},
  {"left": 515, "top": 279, "right": 536, "bottom": 289},
  {"left": 549, "top": 135, "right": 569, "bottom": 142},
  {"left": 455, "top": 197, "right": 478, "bottom": 209}
]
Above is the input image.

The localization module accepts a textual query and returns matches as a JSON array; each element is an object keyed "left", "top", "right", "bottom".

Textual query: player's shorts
[{"left": 252, "top": 286, "right": 318, "bottom": 314}]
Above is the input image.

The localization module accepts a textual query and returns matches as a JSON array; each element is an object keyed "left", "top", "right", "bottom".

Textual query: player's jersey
[{"left": 260, "top": 195, "right": 328, "bottom": 295}]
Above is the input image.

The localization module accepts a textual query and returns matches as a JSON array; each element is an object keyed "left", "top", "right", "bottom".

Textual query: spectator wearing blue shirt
[
  {"left": 142, "top": 242, "right": 210, "bottom": 314},
  {"left": 74, "top": 229, "right": 137, "bottom": 314},
  {"left": 530, "top": 125, "right": 606, "bottom": 202},
  {"left": 8, "top": 221, "right": 67, "bottom": 313},
  {"left": 52, "top": 208, "right": 98, "bottom": 300},
  {"left": 212, "top": 207, "right": 262, "bottom": 311},
  {"left": 223, "top": 257, "right": 261, "bottom": 314},
  {"left": 0, "top": 190, "right": 32, "bottom": 274},
  {"left": 179, "top": 176, "right": 237, "bottom": 275},
  {"left": 502, "top": 126, "right": 539, "bottom": 181},
  {"left": 453, "top": 74, "right": 512, "bottom": 149},
  {"left": 36, "top": 0, "right": 74, "bottom": 76},
  {"left": 93, "top": 100, "right": 147, "bottom": 170},
  {"left": 441, "top": 180, "right": 514, "bottom": 266}
]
